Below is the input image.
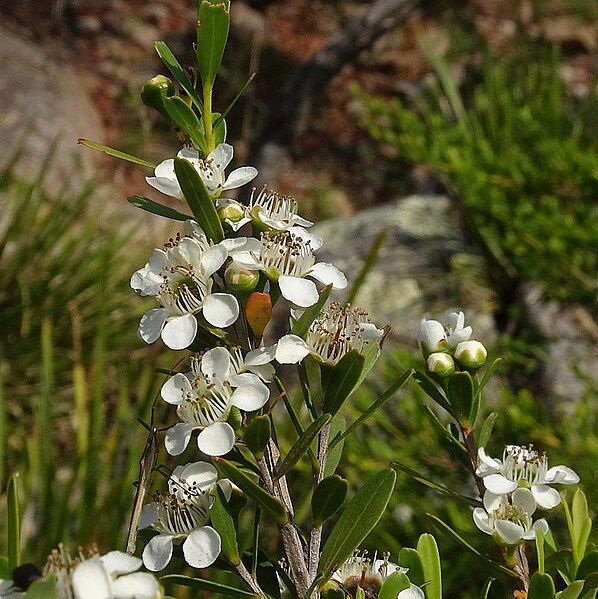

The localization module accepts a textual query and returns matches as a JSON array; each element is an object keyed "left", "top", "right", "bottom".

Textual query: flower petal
[
  {"left": 494, "top": 520, "right": 524, "bottom": 545},
  {"left": 278, "top": 275, "right": 319, "bottom": 307},
  {"left": 223, "top": 166, "right": 258, "bottom": 190},
  {"left": 161, "top": 314, "right": 198, "bottom": 350},
  {"left": 201, "top": 347, "right": 232, "bottom": 380},
  {"left": 476, "top": 447, "right": 502, "bottom": 476},
  {"left": 111, "top": 572, "right": 160, "bottom": 599},
  {"left": 145, "top": 176, "right": 182, "bottom": 199},
  {"left": 100, "top": 551, "right": 141, "bottom": 576},
  {"left": 138, "top": 309, "right": 168, "bottom": 344},
  {"left": 513, "top": 487, "right": 537, "bottom": 515},
  {"left": 201, "top": 245, "right": 228, "bottom": 277},
  {"left": 183, "top": 526, "right": 221, "bottom": 569},
  {"left": 231, "top": 380, "right": 270, "bottom": 411},
  {"left": 531, "top": 484, "right": 561, "bottom": 510},
  {"left": 130, "top": 264, "right": 163, "bottom": 296},
  {"left": 245, "top": 345, "right": 277, "bottom": 366},
  {"left": 545, "top": 466, "right": 580, "bottom": 485},
  {"left": 139, "top": 503, "right": 158, "bottom": 530},
  {"left": 275, "top": 335, "right": 311, "bottom": 364},
  {"left": 197, "top": 422, "right": 235, "bottom": 456},
  {"left": 209, "top": 143, "right": 234, "bottom": 170},
  {"left": 177, "top": 461, "right": 218, "bottom": 492},
  {"left": 398, "top": 585, "right": 426, "bottom": 599},
  {"left": 154, "top": 158, "right": 176, "bottom": 179},
  {"left": 203, "top": 293, "right": 239, "bottom": 328},
  {"left": 483, "top": 473, "right": 518, "bottom": 495},
  {"left": 248, "top": 363, "right": 275, "bottom": 382},
  {"left": 533, "top": 519, "right": 549, "bottom": 535},
  {"left": 165, "top": 423, "right": 195, "bottom": 456},
  {"left": 72, "top": 558, "right": 112, "bottom": 599},
  {"left": 473, "top": 507, "right": 493, "bottom": 534},
  {"left": 142, "top": 534, "right": 174, "bottom": 572},
  {"left": 308, "top": 262, "right": 348, "bottom": 290},
  {"left": 161, "top": 373, "right": 192, "bottom": 405},
  {"left": 483, "top": 491, "right": 503, "bottom": 512}
]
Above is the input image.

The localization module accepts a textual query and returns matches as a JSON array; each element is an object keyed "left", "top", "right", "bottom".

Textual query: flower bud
[
  {"left": 225, "top": 263, "right": 259, "bottom": 293},
  {"left": 141, "top": 75, "right": 175, "bottom": 119},
  {"left": 245, "top": 292, "right": 272, "bottom": 337},
  {"left": 218, "top": 199, "right": 246, "bottom": 224},
  {"left": 416, "top": 318, "right": 448, "bottom": 357},
  {"left": 426, "top": 352, "right": 455, "bottom": 379},
  {"left": 454, "top": 340, "right": 487, "bottom": 370}
]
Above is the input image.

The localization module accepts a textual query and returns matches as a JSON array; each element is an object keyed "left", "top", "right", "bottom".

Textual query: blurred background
[{"left": 0, "top": 0, "right": 596, "bottom": 596}]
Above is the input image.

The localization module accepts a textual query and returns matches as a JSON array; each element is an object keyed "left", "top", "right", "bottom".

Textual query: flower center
[
  {"left": 502, "top": 445, "right": 548, "bottom": 485},
  {"left": 44, "top": 544, "right": 97, "bottom": 599},
  {"left": 489, "top": 502, "right": 531, "bottom": 530},
  {"left": 259, "top": 231, "right": 315, "bottom": 277},
  {"left": 154, "top": 484, "right": 211, "bottom": 535},
  {"left": 250, "top": 187, "right": 299, "bottom": 226}
]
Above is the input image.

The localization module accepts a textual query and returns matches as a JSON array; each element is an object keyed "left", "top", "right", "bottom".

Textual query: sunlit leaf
[{"left": 128, "top": 196, "right": 191, "bottom": 221}]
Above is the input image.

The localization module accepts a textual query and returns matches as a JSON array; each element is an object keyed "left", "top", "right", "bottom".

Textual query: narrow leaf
[
  {"left": 128, "top": 196, "right": 191, "bottom": 221},
  {"left": 446, "top": 371, "right": 474, "bottom": 424},
  {"left": 528, "top": 572, "right": 556, "bottom": 599},
  {"left": 164, "top": 97, "right": 207, "bottom": 152},
  {"left": 477, "top": 412, "right": 498, "bottom": 449},
  {"left": 322, "top": 350, "right": 365, "bottom": 416},
  {"left": 291, "top": 285, "right": 333, "bottom": 338},
  {"left": 417, "top": 534, "right": 442, "bottom": 599},
  {"left": 276, "top": 414, "right": 331, "bottom": 480},
  {"left": 576, "top": 550, "right": 598, "bottom": 580},
  {"left": 572, "top": 490, "right": 591, "bottom": 560},
  {"left": 77, "top": 139, "right": 155, "bottom": 169},
  {"left": 154, "top": 42, "right": 204, "bottom": 110},
  {"left": 213, "top": 73, "right": 256, "bottom": 129},
  {"left": 323, "top": 415, "right": 346, "bottom": 477},
  {"left": 211, "top": 486, "right": 240, "bottom": 565},
  {"left": 161, "top": 575, "right": 256, "bottom": 598},
  {"left": 243, "top": 416, "right": 271, "bottom": 459},
  {"left": 173, "top": 157, "right": 224, "bottom": 242},
  {"left": 0, "top": 556, "right": 8, "bottom": 579},
  {"left": 481, "top": 578, "right": 494, "bottom": 599},
  {"left": 7, "top": 474, "right": 20, "bottom": 571},
  {"left": 214, "top": 458, "right": 288, "bottom": 525},
  {"left": 558, "top": 581, "right": 584, "bottom": 599},
  {"left": 311, "top": 475, "right": 348, "bottom": 526},
  {"left": 318, "top": 469, "right": 396, "bottom": 581},
  {"left": 427, "top": 514, "right": 517, "bottom": 578},
  {"left": 329, "top": 369, "right": 413, "bottom": 450},
  {"left": 414, "top": 372, "right": 453, "bottom": 415},
  {"left": 197, "top": 0, "right": 231, "bottom": 88}
]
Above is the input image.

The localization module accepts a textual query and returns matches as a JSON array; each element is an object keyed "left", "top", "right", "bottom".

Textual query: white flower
[
  {"left": 331, "top": 551, "right": 407, "bottom": 595},
  {"left": 454, "top": 340, "right": 487, "bottom": 369},
  {"left": 231, "top": 230, "right": 346, "bottom": 307},
  {"left": 398, "top": 586, "right": 425, "bottom": 599},
  {"left": 131, "top": 226, "right": 239, "bottom": 349},
  {"left": 44, "top": 545, "right": 159, "bottom": 599},
  {"left": 248, "top": 187, "right": 313, "bottom": 231},
  {"left": 416, "top": 311, "right": 472, "bottom": 356},
  {"left": 477, "top": 445, "right": 579, "bottom": 510},
  {"left": 275, "top": 302, "right": 385, "bottom": 365},
  {"left": 140, "top": 461, "right": 228, "bottom": 572},
  {"left": 146, "top": 144, "right": 257, "bottom": 199},
  {"left": 0, "top": 580, "right": 24, "bottom": 598},
  {"left": 473, "top": 488, "right": 548, "bottom": 546},
  {"left": 161, "top": 349, "right": 270, "bottom": 456}
]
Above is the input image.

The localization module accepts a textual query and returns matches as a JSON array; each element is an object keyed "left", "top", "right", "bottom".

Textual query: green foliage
[{"left": 358, "top": 50, "right": 597, "bottom": 305}]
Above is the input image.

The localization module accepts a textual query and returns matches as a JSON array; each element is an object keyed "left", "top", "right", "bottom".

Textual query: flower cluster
[{"left": 416, "top": 311, "right": 487, "bottom": 377}]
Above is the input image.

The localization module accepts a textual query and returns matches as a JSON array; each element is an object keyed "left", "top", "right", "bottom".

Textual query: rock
[
  {"left": 0, "top": 26, "right": 103, "bottom": 191},
  {"left": 312, "top": 194, "right": 497, "bottom": 343}
]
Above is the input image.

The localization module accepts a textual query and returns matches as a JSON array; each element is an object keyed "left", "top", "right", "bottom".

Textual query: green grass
[
  {"left": 356, "top": 48, "right": 598, "bottom": 306},
  {"left": 0, "top": 157, "right": 163, "bottom": 561}
]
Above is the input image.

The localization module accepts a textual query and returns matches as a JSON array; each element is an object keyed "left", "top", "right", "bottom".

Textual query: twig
[{"left": 235, "top": 560, "right": 268, "bottom": 598}]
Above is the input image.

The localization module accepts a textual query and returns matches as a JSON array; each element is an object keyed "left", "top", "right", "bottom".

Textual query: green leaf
[
  {"left": 0, "top": 556, "right": 9, "bottom": 579},
  {"left": 161, "top": 575, "right": 256, "bottom": 598},
  {"left": 414, "top": 372, "right": 453, "bottom": 415},
  {"left": 577, "top": 551, "right": 598, "bottom": 580},
  {"left": 197, "top": 0, "right": 230, "bottom": 89},
  {"left": 154, "top": 41, "right": 204, "bottom": 111},
  {"left": 446, "top": 371, "right": 474, "bottom": 424},
  {"left": 311, "top": 475, "right": 348, "bottom": 526},
  {"left": 77, "top": 139, "right": 155, "bottom": 169},
  {"left": 210, "top": 486, "right": 240, "bottom": 565},
  {"left": 323, "top": 415, "right": 346, "bottom": 477},
  {"left": 572, "top": 490, "right": 591, "bottom": 563},
  {"left": 537, "top": 527, "right": 547, "bottom": 574},
  {"left": 291, "top": 285, "right": 333, "bottom": 338},
  {"left": 214, "top": 458, "right": 288, "bottom": 525},
  {"left": 276, "top": 414, "right": 331, "bottom": 480},
  {"left": 558, "top": 581, "right": 584, "bottom": 599},
  {"left": 477, "top": 412, "right": 498, "bottom": 449},
  {"left": 417, "top": 534, "right": 442, "bottom": 599},
  {"left": 213, "top": 112, "right": 227, "bottom": 145},
  {"left": 243, "top": 416, "right": 271, "bottom": 459},
  {"left": 318, "top": 469, "right": 396, "bottom": 581},
  {"left": 378, "top": 572, "right": 411, "bottom": 599},
  {"left": 25, "top": 576, "right": 56, "bottom": 599},
  {"left": 213, "top": 73, "right": 256, "bottom": 130},
  {"left": 163, "top": 97, "right": 207, "bottom": 153},
  {"left": 397, "top": 548, "right": 425, "bottom": 587},
  {"left": 7, "top": 474, "right": 20, "bottom": 571},
  {"left": 391, "top": 462, "right": 480, "bottom": 507},
  {"left": 427, "top": 514, "right": 517, "bottom": 578},
  {"left": 481, "top": 578, "right": 494, "bottom": 599},
  {"left": 322, "top": 350, "right": 365, "bottom": 416},
  {"left": 528, "top": 572, "right": 556, "bottom": 599},
  {"left": 128, "top": 196, "right": 191, "bottom": 221},
  {"left": 328, "top": 369, "right": 413, "bottom": 450},
  {"left": 173, "top": 157, "right": 224, "bottom": 242}
]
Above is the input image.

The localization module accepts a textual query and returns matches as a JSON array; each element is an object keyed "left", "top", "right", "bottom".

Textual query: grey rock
[
  {"left": 0, "top": 26, "right": 103, "bottom": 190},
  {"left": 312, "top": 194, "right": 497, "bottom": 344}
]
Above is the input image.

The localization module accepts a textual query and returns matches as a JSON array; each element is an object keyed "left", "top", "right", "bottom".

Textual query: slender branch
[
  {"left": 235, "top": 560, "right": 267, "bottom": 598},
  {"left": 308, "top": 421, "right": 331, "bottom": 580}
]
